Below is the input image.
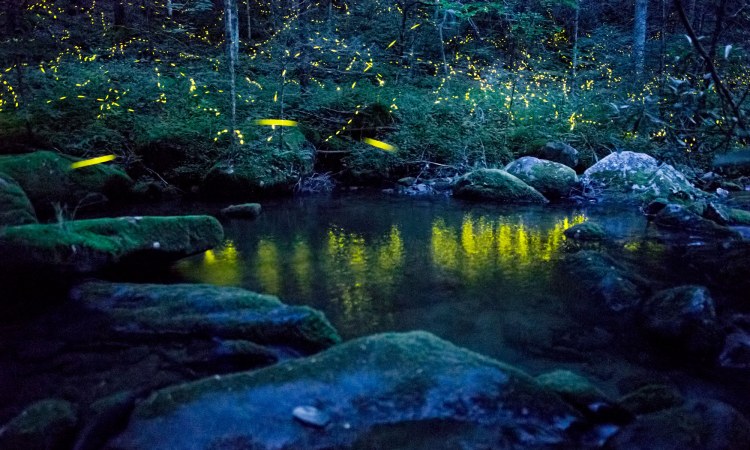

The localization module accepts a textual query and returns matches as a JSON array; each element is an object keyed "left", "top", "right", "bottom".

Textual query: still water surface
[{"left": 174, "top": 194, "right": 663, "bottom": 384}]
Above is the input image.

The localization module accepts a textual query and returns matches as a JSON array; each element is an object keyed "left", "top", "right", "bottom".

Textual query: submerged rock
[
  {"left": 69, "top": 281, "right": 341, "bottom": 354},
  {"left": 0, "top": 151, "right": 133, "bottom": 215},
  {"left": 505, "top": 156, "right": 579, "bottom": 199},
  {"left": 582, "top": 151, "right": 702, "bottom": 203},
  {"left": 535, "top": 370, "right": 627, "bottom": 423},
  {"left": 564, "top": 222, "right": 607, "bottom": 241},
  {"left": 0, "top": 174, "right": 37, "bottom": 226},
  {"left": 0, "top": 215, "right": 223, "bottom": 275},
  {"left": 604, "top": 400, "right": 750, "bottom": 450},
  {"left": 453, "top": 168, "right": 548, "bottom": 203},
  {"left": 682, "top": 240, "right": 750, "bottom": 300},
  {"left": 562, "top": 251, "right": 648, "bottom": 311},
  {"left": 0, "top": 399, "right": 78, "bottom": 450},
  {"left": 639, "top": 286, "right": 722, "bottom": 359},
  {"left": 105, "top": 331, "right": 581, "bottom": 450},
  {"left": 536, "top": 141, "right": 579, "bottom": 169},
  {"left": 219, "top": 202, "right": 262, "bottom": 219}
]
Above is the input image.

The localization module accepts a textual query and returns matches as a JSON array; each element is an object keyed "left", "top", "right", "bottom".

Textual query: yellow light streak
[
  {"left": 254, "top": 119, "right": 298, "bottom": 127},
  {"left": 363, "top": 138, "right": 396, "bottom": 152},
  {"left": 70, "top": 154, "right": 117, "bottom": 169}
]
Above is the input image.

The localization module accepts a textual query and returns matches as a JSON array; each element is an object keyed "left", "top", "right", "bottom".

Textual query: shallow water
[{"left": 173, "top": 194, "right": 720, "bottom": 398}]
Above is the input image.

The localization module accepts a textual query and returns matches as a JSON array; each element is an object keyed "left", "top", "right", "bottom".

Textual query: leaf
[
  {"left": 724, "top": 44, "right": 732, "bottom": 59},
  {"left": 684, "top": 34, "right": 692, "bottom": 45}
]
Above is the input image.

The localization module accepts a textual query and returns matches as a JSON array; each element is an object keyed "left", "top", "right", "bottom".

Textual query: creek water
[
  {"left": 172, "top": 193, "right": 747, "bottom": 411},
  {"left": 2, "top": 193, "right": 749, "bottom": 429}
]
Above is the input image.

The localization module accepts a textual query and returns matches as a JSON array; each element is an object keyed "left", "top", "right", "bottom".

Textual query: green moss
[
  {"left": 0, "top": 151, "right": 133, "bottom": 214},
  {"left": 0, "top": 215, "right": 223, "bottom": 273},
  {"left": 0, "top": 174, "right": 38, "bottom": 226},
  {"left": 453, "top": 169, "right": 548, "bottom": 203}
]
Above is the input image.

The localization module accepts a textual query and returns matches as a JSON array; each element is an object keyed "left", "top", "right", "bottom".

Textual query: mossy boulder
[
  {"left": 0, "top": 215, "right": 223, "bottom": 275},
  {"left": 536, "top": 370, "right": 615, "bottom": 419},
  {"left": 653, "top": 204, "right": 742, "bottom": 239},
  {"left": 453, "top": 168, "right": 548, "bottom": 203},
  {"left": 0, "top": 151, "right": 133, "bottom": 215},
  {"left": 562, "top": 251, "right": 649, "bottom": 311},
  {"left": 703, "top": 202, "right": 750, "bottom": 226},
  {"left": 604, "top": 400, "right": 750, "bottom": 450},
  {"left": 564, "top": 221, "right": 607, "bottom": 241},
  {"left": 0, "top": 174, "right": 37, "bottom": 226},
  {"left": 582, "top": 151, "right": 702, "bottom": 203},
  {"left": 0, "top": 399, "right": 78, "bottom": 450},
  {"left": 70, "top": 281, "right": 341, "bottom": 354},
  {"left": 505, "top": 156, "right": 579, "bottom": 199},
  {"left": 105, "top": 331, "right": 581, "bottom": 450}
]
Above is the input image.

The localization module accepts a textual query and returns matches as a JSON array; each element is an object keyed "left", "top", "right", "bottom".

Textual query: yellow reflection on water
[
  {"left": 291, "top": 238, "right": 312, "bottom": 297},
  {"left": 187, "top": 239, "right": 240, "bottom": 286},
  {"left": 432, "top": 212, "right": 586, "bottom": 278},
  {"left": 256, "top": 239, "right": 281, "bottom": 295}
]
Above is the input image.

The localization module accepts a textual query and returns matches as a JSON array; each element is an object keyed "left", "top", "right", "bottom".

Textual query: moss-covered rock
[
  {"left": 564, "top": 221, "right": 607, "bottom": 241},
  {"left": 653, "top": 204, "right": 742, "bottom": 239},
  {"left": 106, "top": 331, "right": 581, "bottom": 450},
  {"left": 604, "top": 400, "right": 750, "bottom": 450},
  {"left": 536, "top": 370, "right": 614, "bottom": 417},
  {"left": 703, "top": 202, "right": 750, "bottom": 226},
  {"left": 453, "top": 168, "right": 548, "bottom": 203},
  {"left": 505, "top": 156, "right": 579, "bottom": 199},
  {"left": 0, "top": 399, "right": 78, "bottom": 450},
  {"left": 0, "top": 151, "right": 133, "bottom": 215},
  {"left": 0, "top": 215, "right": 223, "bottom": 275},
  {"left": 535, "top": 141, "right": 579, "bottom": 169},
  {"left": 0, "top": 174, "right": 37, "bottom": 226},
  {"left": 582, "top": 151, "right": 702, "bottom": 203},
  {"left": 562, "top": 251, "right": 649, "bottom": 311},
  {"left": 70, "top": 281, "right": 341, "bottom": 353}
]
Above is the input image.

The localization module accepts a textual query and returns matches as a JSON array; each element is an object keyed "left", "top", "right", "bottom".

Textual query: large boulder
[
  {"left": 639, "top": 286, "right": 723, "bottom": 359},
  {"left": 604, "top": 400, "right": 750, "bottom": 450},
  {"left": 70, "top": 281, "right": 341, "bottom": 354},
  {"left": 564, "top": 221, "right": 607, "bottom": 241},
  {"left": 535, "top": 142, "right": 579, "bottom": 169},
  {"left": 703, "top": 202, "right": 750, "bottom": 226},
  {"left": 0, "top": 399, "right": 78, "bottom": 450},
  {"left": 453, "top": 168, "right": 548, "bottom": 203},
  {"left": 0, "top": 151, "right": 133, "bottom": 215},
  {"left": 0, "top": 174, "right": 37, "bottom": 226},
  {"left": 562, "top": 251, "right": 648, "bottom": 311},
  {"left": 719, "top": 315, "right": 750, "bottom": 371},
  {"left": 105, "top": 331, "right": 583, "bottom": 450},
  {"left": 582, "top": 151, "right": 702, "bottom": 203},
  {"left": 505, "top": 156, "right": 579, "bottom": 199},
  {"left": 0, "top": 215, "right": 223, "bottom": 275}
]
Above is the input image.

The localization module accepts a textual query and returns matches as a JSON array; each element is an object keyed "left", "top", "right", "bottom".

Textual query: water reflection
[
  {"left": 175, "top": 207, "right": 586, "bottom": 335},
  {"left": 190, "top": 240, "right": 240, "bottom": 286},
  {"left": 432, "top": 212, "right": 586, "bottom": 279}
]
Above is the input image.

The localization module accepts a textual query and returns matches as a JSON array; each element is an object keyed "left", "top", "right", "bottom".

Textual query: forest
[
  {"left": 1, "top": 0, "right": 748, "bottom": 191},
  {"left": 2, "top": 1, "right": 750, "bottom": 450}
]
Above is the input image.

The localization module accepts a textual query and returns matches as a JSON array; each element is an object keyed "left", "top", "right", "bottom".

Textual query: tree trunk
[
  {"left": 224, "top": 0, "right": 239, "bottom": 152},
  {"left": 633, "top": 0, "right": 648, "bottom": 80},
  {"left": 246, "top": 0, "right": 252, "bottom": 40}
]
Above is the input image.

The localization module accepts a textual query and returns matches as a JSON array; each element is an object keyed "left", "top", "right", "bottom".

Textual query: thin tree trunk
[
  {"left": 634, "top": 0, "right": 648, "bottom": 80},
  {"left": 246, "top": 0, "right": 252, "bottom": 40},
  {"left": 572, "top": 0, "right": 579, "bottom": 82},
  {"left": 224, "top": 0, "right": 239, "bottom": 152}
]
